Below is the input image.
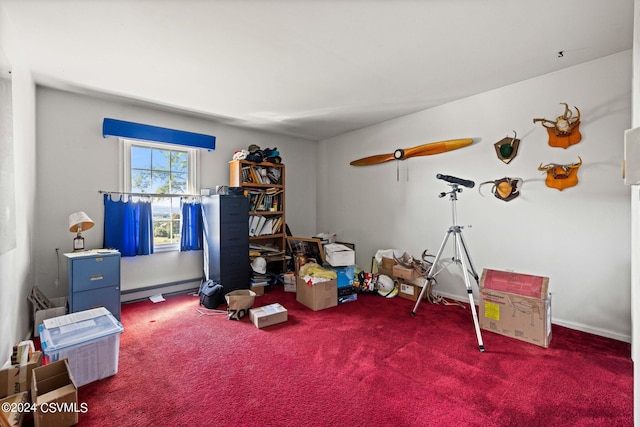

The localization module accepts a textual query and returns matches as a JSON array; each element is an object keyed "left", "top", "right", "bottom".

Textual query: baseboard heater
[{"left": 121, "top": 278, "right": 202, "bottom": 303}]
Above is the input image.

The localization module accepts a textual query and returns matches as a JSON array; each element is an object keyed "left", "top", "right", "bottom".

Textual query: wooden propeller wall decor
[{"left": 349, "top": 138, "right": 473, "bottom": 166}]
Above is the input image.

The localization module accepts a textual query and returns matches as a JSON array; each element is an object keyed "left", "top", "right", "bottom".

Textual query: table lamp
[{"left": 69, "top": 211, "right": 94, "bottom": 251}]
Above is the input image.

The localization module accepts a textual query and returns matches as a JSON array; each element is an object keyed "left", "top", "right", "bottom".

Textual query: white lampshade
[{"left": 69, "top": 211, "right": 95, "bottom": 233}]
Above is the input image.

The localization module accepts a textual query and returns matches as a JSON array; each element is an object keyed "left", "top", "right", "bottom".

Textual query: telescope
[
  {"left": 412, "top": 172, "right": 484, "bottom": 352},
  {"left": 436, "top": 174, "right": 475, "bottom": 189}
]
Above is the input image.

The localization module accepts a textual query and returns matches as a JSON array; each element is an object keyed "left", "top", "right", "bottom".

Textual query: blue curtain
[
  {"left": 180, "top": 199, "right": 203, "bottom": 251},
  {"left": 103, "top": 194, "right": 154, "bottom": 256}
]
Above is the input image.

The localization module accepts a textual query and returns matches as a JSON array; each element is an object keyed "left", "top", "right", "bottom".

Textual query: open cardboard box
[
  {"left": 296, "top": 278, "right": 337, "bottom": 311},
  {"left": 0, "top": 351, "right": 42, "bottom": 399},
  {"left": 31, "top": 359, "right": 78, "bottom": 427},
  {"left": 33, "top": 297, "right": 67, "bottom": 338}
]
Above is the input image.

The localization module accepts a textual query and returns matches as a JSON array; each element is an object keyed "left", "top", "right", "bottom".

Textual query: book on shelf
[
  {"left": 250, "top": 166, "right": 268, "bottom": 184},
  {"left": 247, "top": 188, "right": 282, "bottom": 212},
  {"left": 249, "top": 165, "right": 282, "bottom": 185},
  {"left": 241, "top": 166, "right": 256, "bottom": 183},
  {"left": 267, "top": 167, "right": 281, "bottom": 184},
  {"left": 255, "top": 216, "right": 268, "bottom": 236},
  {"left": 260, "top": 218, "right": 274, "bottom": 236},
  {"left": 249, "top": 215, "right": 283, "bottom": 236}
]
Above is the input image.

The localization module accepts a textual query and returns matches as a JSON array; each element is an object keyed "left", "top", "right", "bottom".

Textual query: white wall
[
  {"left": 318, "top": 51, "right": 632, "bottom": 341},
  {"left": 630, "top": 2, "right": 639, "bottom": 425},
  {"left": 34, "top": 88, "right": 317, "bottom": 300},
  {"left": 0, "top": 4, "right": 37, "bottom": 358}
]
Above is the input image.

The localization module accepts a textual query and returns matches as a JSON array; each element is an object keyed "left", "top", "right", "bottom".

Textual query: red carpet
[{"left": 74, "top": 286, "right": 632, "bottom": 426}]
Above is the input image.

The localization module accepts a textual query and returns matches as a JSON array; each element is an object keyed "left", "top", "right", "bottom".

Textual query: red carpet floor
[{"left": 74, "top": 286, "right": 632, "bottom": 426}]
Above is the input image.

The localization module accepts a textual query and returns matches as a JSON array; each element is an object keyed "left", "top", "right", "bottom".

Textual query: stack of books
[{"left": 250, "top": 243, "right": 287, "bottom": 262}]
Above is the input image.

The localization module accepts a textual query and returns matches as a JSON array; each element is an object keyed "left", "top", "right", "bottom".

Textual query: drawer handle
[{"left": 90, "top": 275, "right": 104, "bottom": 281}]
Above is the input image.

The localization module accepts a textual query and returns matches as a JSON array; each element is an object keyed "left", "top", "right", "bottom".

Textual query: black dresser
[{"left": 202, "top": 194, "right": 250, "bottom": 293}]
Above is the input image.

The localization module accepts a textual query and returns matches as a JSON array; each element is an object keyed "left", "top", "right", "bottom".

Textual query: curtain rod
[{"left": 99, "top": 190, "right": 201, "bottom": 198}]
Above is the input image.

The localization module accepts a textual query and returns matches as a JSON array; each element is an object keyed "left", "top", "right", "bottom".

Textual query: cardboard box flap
[
  {"left": 0, "top": 391, "right": 28, "bottom": 427},
  {"left": 481, "top": 269, "right": 549, "bottom": 298},
  {"left": 32, "top": 359, "right": 76, "bottom": 398},
  {"left": 35, "top": 384, "right": 77, "bottom": 406},
  {"left": 252, "top": 303, "right": 286, "bottom": 316}
]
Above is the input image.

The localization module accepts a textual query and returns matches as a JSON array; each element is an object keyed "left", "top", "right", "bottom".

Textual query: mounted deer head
[
  {"left": 538, "top": 156, "right": 583, "bottom": 191},
  {"left": 533, "top": 103, "right": 582, "bottom": 149}
]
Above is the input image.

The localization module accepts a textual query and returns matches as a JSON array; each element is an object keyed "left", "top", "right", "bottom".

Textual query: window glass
[{"left": 124, "top": 140, "right": 198, "bottom": 250}]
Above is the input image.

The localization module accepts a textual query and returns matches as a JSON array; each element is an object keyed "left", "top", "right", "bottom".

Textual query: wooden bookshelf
[{"left": 230, "top": 159, "right": 287, "bottom": 273}]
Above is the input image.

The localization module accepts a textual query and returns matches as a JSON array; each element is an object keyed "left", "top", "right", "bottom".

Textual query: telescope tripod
[{"left": 411, "top": 181, "right": 485, "bottom": 352}]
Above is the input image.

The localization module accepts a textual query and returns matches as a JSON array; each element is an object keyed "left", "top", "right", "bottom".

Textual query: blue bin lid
[{"left": 39, "top": 307, "right": 124, "bottom": 354}]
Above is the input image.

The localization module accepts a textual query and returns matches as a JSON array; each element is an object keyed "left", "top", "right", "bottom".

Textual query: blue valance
[{"left": 102, "top": 118, "right": 215, "bottom": 150}]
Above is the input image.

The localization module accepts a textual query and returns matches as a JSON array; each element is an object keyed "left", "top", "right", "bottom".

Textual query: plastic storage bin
[{"left": 39, "top": 307, "right": 124, "bottom": 387}]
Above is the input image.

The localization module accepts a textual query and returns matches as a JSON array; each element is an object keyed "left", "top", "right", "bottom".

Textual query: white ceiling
[{"left": 1, "top": 0, "right": 634, "bottom": 141}]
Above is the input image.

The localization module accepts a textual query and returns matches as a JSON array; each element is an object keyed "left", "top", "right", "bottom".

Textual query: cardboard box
[
  {"left": 31, "top": 359, "right": 78, "bottom": 427},
  {"left": 296, "top": 278, "right": 337, "bottom": 311},
  {"left": 393, "top": 264, "right": 418, "bottom": 281},
  {"left": 251, "top": 285, "right": 265, "bottom": 296},
  {"left": 372, "top": 256, "right": 394, "bottom": 277},
  {"left": 378, "top": 267, "right": 394, "bottom": 278},
  {"left": 397, "top": 278, "right": 430, "bottom": 302},
  {"left": 324, "top": 244, "right": 355, "bottom": 267},
  {"left": 249, "top": 303, "right": 288, "bottom": 329},
  {"left": 480, "top": 269, "right": 549, "bottom": 298},
  {"left": 0, "top": 391, "right": 28, "bottom": 427},
  {"left": 39, "top": 308, "right": 123, "bottom": 387},
  {"left": 0, "top": 352, "right": 42, "bottom": 399},
  {"left": 283, "top": 272, "right": 296, "bottom": 292},
  {"left": 33, "top": 297, "right": 67, "bottom": 338},
  {"left": 479, "top": 287, "right": 552, "bottom": 348},
  {"left": 381, "top": 257, "right": 396, "bottom": 269}
]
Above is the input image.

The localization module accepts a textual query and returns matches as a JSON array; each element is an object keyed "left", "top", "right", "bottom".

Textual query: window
[{"left": 123, "top": 139, "right": 198, "bottom": 251}]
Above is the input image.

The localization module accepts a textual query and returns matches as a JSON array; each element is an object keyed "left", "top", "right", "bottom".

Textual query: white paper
[
  {"left": 149, "top": 293, "right": 165, "bottom": 303},
  {"left": 43, "top": 307, "right": 109, "bottom": 329},
  {"left": 262, "top": 303, "right": 283, "bottom": 314},
  {"left": 59, "top": 319, "right": 97, "bottom": 335}
]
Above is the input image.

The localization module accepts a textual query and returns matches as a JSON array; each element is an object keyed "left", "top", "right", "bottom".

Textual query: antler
[
  {"left": 538, "top": 156, "right": 582, "bottom": 171},
  {"left": 534, "top": 103, "right": 581, "bottom": 129},
  {"left": 572, "top": 156, "right": 583, "bottom": 167},
  {"left": 533, "top": 117, "right": 557, "bottom": 129},
  {"left": 573, "top": 106, "right": 581, "bottom": 123},
  {"left": 561, "top": 103, "right": 581, "bottom": 123}
]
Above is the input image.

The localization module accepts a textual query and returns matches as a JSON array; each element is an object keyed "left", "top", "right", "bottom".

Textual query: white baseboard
[
  {"left": 435, "top": 291, "right": 631, "bottom": 344},
  {"left": 121, "top": 279, "right": 201, "bottom": 303},
  {"left": 551, "top": 319, "right": 631, "bottom": 343}
]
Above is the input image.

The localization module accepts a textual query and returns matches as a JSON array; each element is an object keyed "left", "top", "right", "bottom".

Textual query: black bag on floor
[{"left": 200, "top": 280, "right": 224, "bottom": 309}]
